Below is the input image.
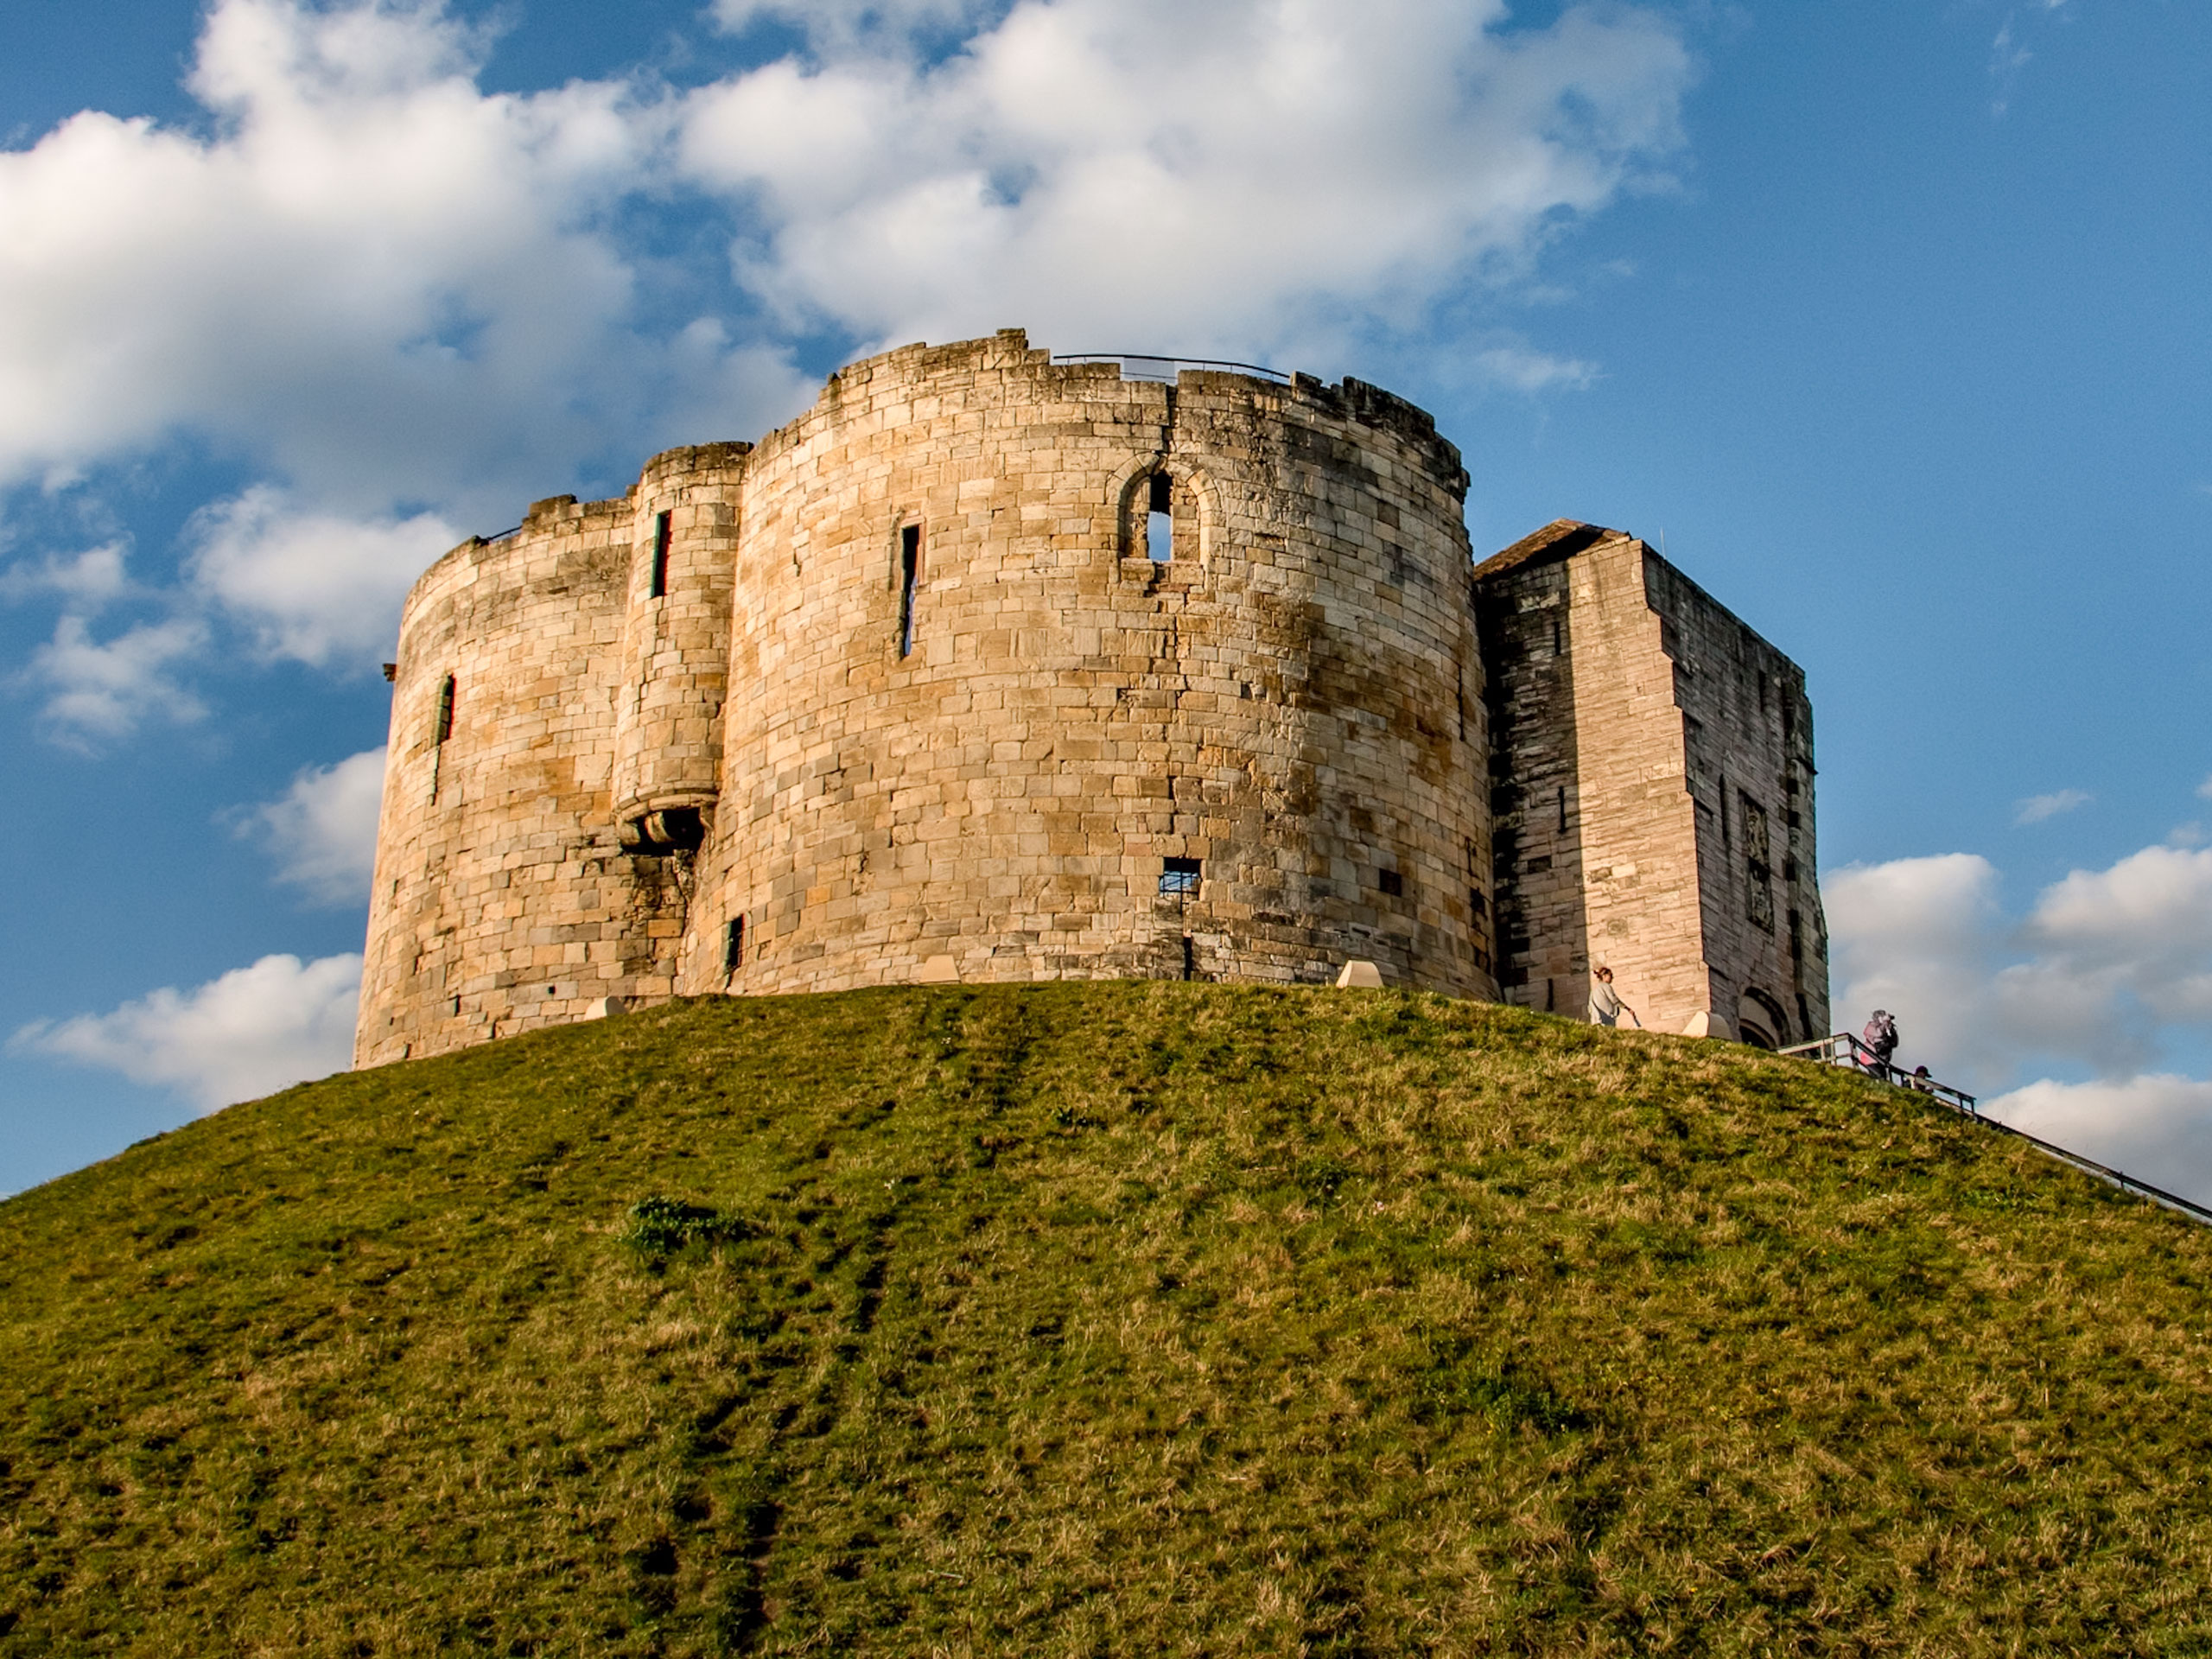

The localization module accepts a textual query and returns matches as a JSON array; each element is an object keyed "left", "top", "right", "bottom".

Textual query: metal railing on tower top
[{"left": 1052, "top": 353, "right": 1292, "bottom": 385}]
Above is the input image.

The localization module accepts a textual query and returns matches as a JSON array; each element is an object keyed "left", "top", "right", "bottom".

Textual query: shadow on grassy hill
[{"left": 3, "top": 982, "right": 2210, "bottom": 1655}]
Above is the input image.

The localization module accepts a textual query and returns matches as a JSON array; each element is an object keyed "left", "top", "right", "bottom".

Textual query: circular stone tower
[
  {"left": 356, "top": 329, "right": 1499, "bottom": 1067},
  {"left": 678, "top": 331, "right": 1496, "bottom": 999}
]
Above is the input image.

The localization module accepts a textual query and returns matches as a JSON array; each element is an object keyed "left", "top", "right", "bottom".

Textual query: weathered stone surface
[
  {"left": 1473, "top": 520, "right": 1829, "bottom": 1048},
  {"left": 354, "top": 333, "right": 1824, "bottom": 1067}
]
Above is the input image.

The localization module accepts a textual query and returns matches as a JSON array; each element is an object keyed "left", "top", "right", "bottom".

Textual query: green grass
[{"left": 4, "top": 982, "right": 2212, "bottom": 1656}]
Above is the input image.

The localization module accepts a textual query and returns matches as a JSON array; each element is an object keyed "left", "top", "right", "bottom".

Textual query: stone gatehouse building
[{"left": 354, "top": 329, "right": 1827, "bottom": 1067}]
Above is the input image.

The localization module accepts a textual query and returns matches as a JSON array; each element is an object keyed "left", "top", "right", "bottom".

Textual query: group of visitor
[{"left": 1584, "top": 970, "right": 1931, "bottom": 1088}]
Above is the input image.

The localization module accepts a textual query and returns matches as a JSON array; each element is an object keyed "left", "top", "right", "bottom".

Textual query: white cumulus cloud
[
  {"left": 1827, "top": 836, "right": 2212, "bottom": 1204},
  {"left": 3, "top": 0, "right": 1686, "bottom": 731},
  {"left": 237, "top": 747, "right": 389, "bottom": 905},
  {"left": 1985, "top": 1074, "right": 2212, "bottom": 1211},
  {"left": 677, "top": 0, "right": 1694, "bottom": 362},
  {"left": 0, "top": 0, "right": 805, "bottom": 522},
  {"left": 11, "top": 953, "right": 362, "bottom": 1111},
  {"left": 2014, "top": 787, "right": 2090, "bottom": 824},
  {"left": 1828, "top": 847, "right": 2209, "bottom": 1087},
  {"left": 0, "top": 542, "right": 133, "bottom": 609},
  {"left": 187, "top": 487, "right": 457, "bottom": 668},
  {"left": 22, "top": 612, "right": 209, "bottom": 742}
]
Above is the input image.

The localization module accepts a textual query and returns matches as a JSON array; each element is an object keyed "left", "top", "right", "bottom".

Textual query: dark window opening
[
  {"left": 1556, "top": 785, "right": 1567, "bottom": 833},
  {"left": 898, "top": 524, "right": 921, "bottom": 657},
  {"left": 1147, "top": 470, "right": 1173, "bottom": 563},
  {"left": 1160, "top": 855, "right": 1201, "bottom": 896},
  {"left": 1181, "top": 933, "right": 1195, "bottom": 981},
  {"left": 724, "top": 914, "right": 746, "bottom": 973},
  {"left": 1377, "top": 868, "right": 1404, "bottom": 898},
  {"left": 434, "top": 674, "right": 455, "bottom": 746},
  {"left": 1551, "top": 616, "right": 1562, "bottom": 655},
  {"left": 1468, "top": 886, "right": 1488, "bottom": 917},
  {"left": 650, "top": 511, "right": 671, "bottom": 599},
  {"left": 1525, "top": 855, "right": 1552, "bottom": 874}
]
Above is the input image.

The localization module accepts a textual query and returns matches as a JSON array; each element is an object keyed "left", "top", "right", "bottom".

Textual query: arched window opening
[
  {"left": 1147, "top": 470, "right": 1174, "bottom": 563},
  {"left": 434, "top": 674, "right": 455, "bottom": 746}
]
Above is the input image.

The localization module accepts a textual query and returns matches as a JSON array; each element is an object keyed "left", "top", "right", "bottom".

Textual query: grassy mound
[{"left": 4, "top": 982, "right": 2211, "bottom": 1655}]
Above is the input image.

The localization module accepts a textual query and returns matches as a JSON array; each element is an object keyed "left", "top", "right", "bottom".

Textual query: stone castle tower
[{"left": 356, "top": 330, "right": 1827, "bottom": 1066}]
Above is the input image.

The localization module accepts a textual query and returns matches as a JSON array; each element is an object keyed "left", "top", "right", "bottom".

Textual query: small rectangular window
[
  {"left": 1556, "top": 785, "right": 1567, "bottom": 833},
  {"left": 650, "top": 511, "right": 671, "bottom": 599},
  {"left": 434, "top": 674, "right": 455, "bottom": 746},
  {"left": 898, "top": 524, "right": 921, "bottom": 657},
  {"left": 1377, "top": 868, "right": 1403, "bottom": 898},
  {"left": 723, "top": 914, "right": 746, "bottom": 973},
  {"left": 1160, "top": 855, "right": 1200, "bottom": 896},
  {"left": 1147, "top": 470, "right": 1173, "bottom": 563}
]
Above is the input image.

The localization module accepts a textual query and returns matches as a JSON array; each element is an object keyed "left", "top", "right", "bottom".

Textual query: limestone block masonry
[{"left": 355, "top": 330, "right": 1827, "bottom": 1067}]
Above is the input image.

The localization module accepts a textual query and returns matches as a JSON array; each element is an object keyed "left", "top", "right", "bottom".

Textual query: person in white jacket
[{"left": 1588, "top": 965, "right": 1641, "bottom": 1028}]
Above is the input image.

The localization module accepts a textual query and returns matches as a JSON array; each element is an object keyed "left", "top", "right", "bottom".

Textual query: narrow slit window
[
  {"left": 434, "top": 674, "right": 455, "bottom": 746},
  {"left": 1147, "top": 470, "right": 1173, "bottom": 563},
  {"left": 723, "top": 914, "right": 746, "bottom": 973},
  {"left": 1377, "top": 868, "right": 1404, "bottom": 898},
  {"left": 1556, "top": 785, "right": 1567, "bottom": 833},
  {"left": 898, "top": 524, "right": 921, "bottom": 657},
  {"left": 1159, "top": 855, "right": 1201, "bottom": 896},
  {"left": 650, "top": 511, "right": 671, "bottom": 599}
]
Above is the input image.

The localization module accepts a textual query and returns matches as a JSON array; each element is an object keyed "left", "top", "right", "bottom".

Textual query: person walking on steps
[
  {"left": 1862, "top": 1009, "right": 1899, "bottom": 1076},
  {"left": 1589, "top": 966, "right": 1642, "bottom": 1029}
]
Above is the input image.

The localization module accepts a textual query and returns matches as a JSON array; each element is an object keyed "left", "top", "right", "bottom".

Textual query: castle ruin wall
[
  {"left": 355, "top": 329, "right": 1825, "bottom": 1068},
  {"left": 682, "top": 334, "right": 1495, "bottom": 999},
  {"left": 359, "top": 495, "right": 691, "bottom": 1065}
]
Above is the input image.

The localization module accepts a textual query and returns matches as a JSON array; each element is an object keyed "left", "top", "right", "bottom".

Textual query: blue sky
[{"left": 4, "top": 0, "right": 2210, "bottom": 1197}]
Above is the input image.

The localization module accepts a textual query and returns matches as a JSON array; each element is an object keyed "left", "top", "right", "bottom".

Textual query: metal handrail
[
  {"left": 1781, "top": 1033, "right": 2212, "bottom": 1228},
  {"left": 1780, "top": 1032, "right": 1978, "bottom": 1113},
  {"left": 1052, "top": 353, "right": 1291, "bottom": 385}
]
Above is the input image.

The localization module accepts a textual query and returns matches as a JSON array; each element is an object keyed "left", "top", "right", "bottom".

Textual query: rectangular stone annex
[
  {"left": 353, "top": 331, "right": 1827, "bottom": 1066},
  {"left": 1474, "top": 519, "right": 1828, "bottom": 1046}
]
